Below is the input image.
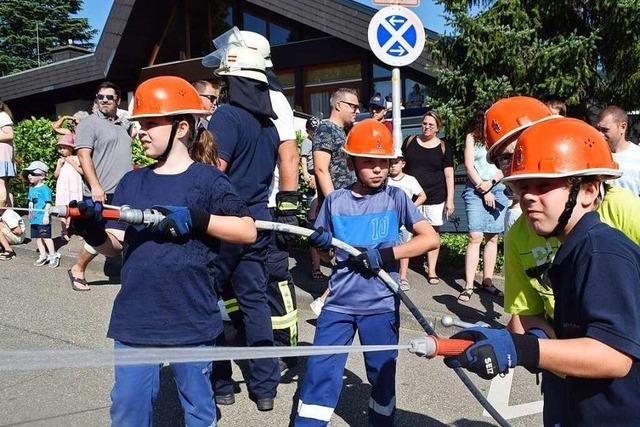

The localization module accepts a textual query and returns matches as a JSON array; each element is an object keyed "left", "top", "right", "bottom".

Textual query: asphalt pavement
[{"left": 0, "top": 219, "right": 544, "bottom": 426}]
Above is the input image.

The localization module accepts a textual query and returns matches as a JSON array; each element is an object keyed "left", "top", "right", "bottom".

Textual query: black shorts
[{"left": 30, "top": 224, "right": 52, "bottom": 239}]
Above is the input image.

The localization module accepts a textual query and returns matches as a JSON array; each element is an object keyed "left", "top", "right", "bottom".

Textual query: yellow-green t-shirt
[{"left": 504, "top": 185, "right": 640, "bottom": 320}]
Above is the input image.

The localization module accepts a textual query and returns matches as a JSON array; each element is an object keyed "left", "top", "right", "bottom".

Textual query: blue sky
[{"left": 75, "top": 0, "right": 448, "bottom": 46}]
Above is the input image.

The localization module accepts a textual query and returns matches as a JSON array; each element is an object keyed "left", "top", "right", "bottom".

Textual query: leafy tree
[
  {"left": 0, "top": 0, "right": 96, "bottom": 76},
  {"left": 428, "top": 0, "right": 640, "bottom": 149}
]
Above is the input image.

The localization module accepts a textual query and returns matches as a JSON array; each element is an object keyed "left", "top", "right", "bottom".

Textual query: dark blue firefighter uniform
[
  {"left": 208, "top": 104, "right": 281, "bottom": 399},
  {"left": 266, "top": 208, "right": 298, "bottom": 368}
]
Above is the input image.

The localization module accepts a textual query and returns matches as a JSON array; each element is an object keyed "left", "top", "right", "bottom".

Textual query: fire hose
[{"left": 13, "top": 204, "right": 509, "bottom": 426}]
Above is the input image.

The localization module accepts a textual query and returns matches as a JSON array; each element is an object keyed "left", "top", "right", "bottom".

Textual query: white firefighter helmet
[
  {"left": 239, "top": 30, "right": 273, "bottom": 68},
  {"left": 212, "top": 45, "right": 268, "bottom": 84}
]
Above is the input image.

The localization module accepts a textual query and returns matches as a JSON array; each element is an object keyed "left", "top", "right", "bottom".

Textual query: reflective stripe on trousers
[{"left": 271, "top": 280, "right": 298, "bottom": 346}]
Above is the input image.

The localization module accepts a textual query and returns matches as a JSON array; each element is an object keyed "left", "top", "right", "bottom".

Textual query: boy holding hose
[{"left": 296, "top": 119, "right": 439, "bottom": 426}]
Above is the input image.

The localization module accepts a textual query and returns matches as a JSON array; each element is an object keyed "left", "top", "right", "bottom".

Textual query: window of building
[
  {"left": 269, "top": 22, "right": 292, "bottom": 46},
  {"left": 224, "top": 6, "right": 233, "bottom": 27},
  {"left": 243, "top": 13, "right": 267, "bottom": 35},
  {"left": 405, "top": 78, "right": 427, "bottom": 108},
  {"left": 305, "top": 63, "right": 361, "bottom": 86},
  {"left": 373, "top": 64, "right": 391, "bottom": 79},
  {"left": 304, "top": 63, "right": 362, "bottom": 118}
]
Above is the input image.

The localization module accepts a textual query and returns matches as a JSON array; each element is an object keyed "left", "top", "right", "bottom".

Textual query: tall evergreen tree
[
  {"left": 428, "top": 0, "right": 640, "bottom": 149},
  {"left": 0, "top": 0, "right": 96, "bottom": 76}
]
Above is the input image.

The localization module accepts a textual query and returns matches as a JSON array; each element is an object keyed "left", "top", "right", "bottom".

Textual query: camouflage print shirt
[{"left": 312, "top": 120, "right": 355, "bottom": 197}]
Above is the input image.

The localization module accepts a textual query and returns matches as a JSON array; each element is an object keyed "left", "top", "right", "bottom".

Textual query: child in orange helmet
[
  {"left": 69, "top": 76, "right": 256, "bottom": 426},
  {"left": 296, "top": 119, "right": 439, "bottom": 426},
  {"left": 445, "top": 118, "right": 640, "bottom": 426}
]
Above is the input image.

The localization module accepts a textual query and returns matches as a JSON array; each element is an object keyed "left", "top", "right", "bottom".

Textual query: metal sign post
[{"left": 368, "top": 6, "right": 426, "bottom": 154}]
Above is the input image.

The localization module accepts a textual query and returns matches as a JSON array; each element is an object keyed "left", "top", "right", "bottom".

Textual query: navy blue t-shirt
[
  {"left": 208, "top": 104, "right": 279, "bottom": 220},
  {"left": 549, "top": 211, "right": 640, "bottom": 426},
  {"left": 105, "top": 162, "right": 250, "bottom": 345}
]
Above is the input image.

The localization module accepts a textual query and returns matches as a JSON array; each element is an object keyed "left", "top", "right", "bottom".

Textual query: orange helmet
[
  {"left": 130, "top": 76, "right": 209, "bottom": 120},
  {"left": 343, "top": 119, "right": 394, "bottom": 159},
  {"left": 501, "top": 118, "right": 620, "bottom": 183},
  {"left": 485, "top": 96, "right": 561, "bottom": 161}
]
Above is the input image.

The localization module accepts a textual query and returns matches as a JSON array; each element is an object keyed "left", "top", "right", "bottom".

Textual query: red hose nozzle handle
[
  {"left": 50, "top": 206, "right": 121, "bottom": 220},
  {"left": 408, "top": 336, "right": 473, "bottom": 358}
]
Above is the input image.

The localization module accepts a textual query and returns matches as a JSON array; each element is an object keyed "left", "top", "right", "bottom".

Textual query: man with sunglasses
[
  {"left": 192, "top": 79, "right": 220, "bottom": 127},
  {"left": 309, "top": 88, "right": 359, "bottom": 316},
  {"left": 70, "top": 81, "right": 132, "bottom": 291}
]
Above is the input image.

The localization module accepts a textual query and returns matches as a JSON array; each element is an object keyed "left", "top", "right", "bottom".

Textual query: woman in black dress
[{"left": 402, "top": 111, "right": 454, "bottom": 284}]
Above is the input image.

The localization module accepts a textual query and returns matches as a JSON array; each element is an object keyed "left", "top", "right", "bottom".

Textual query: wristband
[
  {"left": 510, "top": 331, "right": 540, "bottom": 372},
  {"left": 190, "top": 208, "right": 211, "bottom": 234},
  {"left": 378, "top": 246, "right": 396, "bottom": 266}
]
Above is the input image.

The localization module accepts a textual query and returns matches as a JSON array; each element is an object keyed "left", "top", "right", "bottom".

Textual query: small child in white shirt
[{"left": 387, "top": 155, "right": 426, "bottom": 290}]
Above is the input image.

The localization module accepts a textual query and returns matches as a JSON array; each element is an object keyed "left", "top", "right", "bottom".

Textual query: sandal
[
  {"left": 67, "top": 269, "right": 91, "bottom": 291},
  {"left": 427, "top": 276, "right": 441, "bottom": 285},
  {"left": 0, "top": 250, "right": 16, "bottom": 260},
  {"left": 458, "top": 288, "right": 474, "bottom": 302},
  {"left": 311, "top": 268, "right": 326, "bottom": 280},
  {"left": 399, "top": 278, "right": 410, "bottom": 291},
  {"left": 479, "top": 280, "right": 504, "bottom": 296}
]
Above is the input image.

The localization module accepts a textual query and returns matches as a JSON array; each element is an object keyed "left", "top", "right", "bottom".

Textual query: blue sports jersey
[
  {"left": 208, "top": 104, "right": 279, "bottom": 220},
  {"left": 28, "top": 184, "right": 53, "bottom": 225},
  {"left": 105, "top": 163, "right": 250, "bottom": 345},
  {"left": 315, "top": 185, "right": 425, "bottom": 314},
  {"left": 549, "top": 211, "right": 640, "bottom": 426}
]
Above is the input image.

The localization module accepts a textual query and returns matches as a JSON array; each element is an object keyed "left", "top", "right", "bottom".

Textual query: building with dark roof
[{"left": 0, "top": 0, "right": 438, "bottom": 120}]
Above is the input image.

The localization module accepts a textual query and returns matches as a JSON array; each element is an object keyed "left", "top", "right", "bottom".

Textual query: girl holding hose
[{"left": 69, "top": 76, "right": 255, "bottom": 427}]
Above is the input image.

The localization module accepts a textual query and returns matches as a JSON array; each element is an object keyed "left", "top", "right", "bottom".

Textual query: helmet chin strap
[
  {"left": 157, "top": 121, "right": 179, "bottom": 162},
  {"left": 544, "top": 181, "right": 580, "bottom": 238}
]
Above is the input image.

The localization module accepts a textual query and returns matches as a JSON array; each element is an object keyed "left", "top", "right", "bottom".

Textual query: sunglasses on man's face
[
  {"left": 96, "top": 94, "right": 117, "bottom": 101},
  {"left": 200, "top": 94, "right": 218, "bottom": 103},
  {"left": 28, "top": 172, "right": 45, "bottom": 177}
]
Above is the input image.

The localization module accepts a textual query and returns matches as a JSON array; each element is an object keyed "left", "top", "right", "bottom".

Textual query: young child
[
  {"left": 70, "top": 76, "right": 255, "bottom": 426},
  {"left": 53, "top": 133, "right": 83, "bottom": 241},
  {"left": 387, "top": 155, "right": 426, "bottom": 290},
  {"left": 296, "top": 119, "right": 439, "bottom": 426},
  {"left": 24, "top": 161, "right": 60, "bottom": 267},
  {"left": 0, "top": 208, "right": 25, "bottom": 259},
  {"left": 445, "top": 118, "right": 640, "bottom": 426}
]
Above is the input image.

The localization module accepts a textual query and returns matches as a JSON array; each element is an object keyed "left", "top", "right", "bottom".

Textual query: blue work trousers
[
  {"left": 295, "top": 309, "right": 399, "bottom": 427},
  {"left": 542, "top": 371, "right": 565, "bottom": 427},
  {"left": 110, "top": 340, "right": 216, "bottom": 427},
  {"left": 213, "top": 232, "right": 279, "bottom": 399}
]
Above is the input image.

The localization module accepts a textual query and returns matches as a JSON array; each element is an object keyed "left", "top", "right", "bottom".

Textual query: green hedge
[
  {"left": 11, "top": 117, "right": 153, "bottom": 207},
  {"left": 12, "top": 118, "right": 59, "bottom": 207},
  {"left": 439, "top": 233, "right": 504, "bottom": 273}
]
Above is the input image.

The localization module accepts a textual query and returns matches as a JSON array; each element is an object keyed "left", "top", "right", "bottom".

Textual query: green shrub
[
  {"left": 12, "top": 118, "right": 59, "bottom": 207},
  {"left": 439, "top": 233, "right": 504, "bottom": 273},
  {"left": 131, "top": 136, "right": 155, "bottom": 167},
  {"left": 12, "top": 118, "right": 154, "bottom": 207}
]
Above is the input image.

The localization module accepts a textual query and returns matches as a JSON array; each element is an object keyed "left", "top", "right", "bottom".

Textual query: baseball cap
[
  {"left": 23, "top": 160, "right": 49, "bottom": 173},
  {"left": 369, "top": 96, "right": 386, "bottom": 109}
]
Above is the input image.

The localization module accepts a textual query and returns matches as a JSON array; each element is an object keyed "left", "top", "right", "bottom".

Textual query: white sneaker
[
  {"left": 310, "top": 298, "right": 324, "bottom": 317},
  {"left": 48, "top": 252, "right": 61, "bottom": 268},
  {"left": 34, "top": 255, "right": 49, "bottom": 266}
]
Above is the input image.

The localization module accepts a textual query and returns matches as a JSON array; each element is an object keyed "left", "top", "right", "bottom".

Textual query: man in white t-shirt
[
  {"left": 387, "top": 155, "right": 427, "bottom": 290},
  {"left": 0, "top": 209, "right": 25, "bottom": 259},
  {"left": 597, "top": 106, "right": 640, "bottom": 196}
]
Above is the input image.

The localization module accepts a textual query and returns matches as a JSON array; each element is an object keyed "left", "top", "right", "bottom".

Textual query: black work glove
[
  {"left": 347, "top": 246, "right": 396, "bottom": 276},
  {"left": 69, "top": 200, "right": 108, "bottom": 247},
  {"left": 274, "top": 191, "right": 302, "bottom": 246}
]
